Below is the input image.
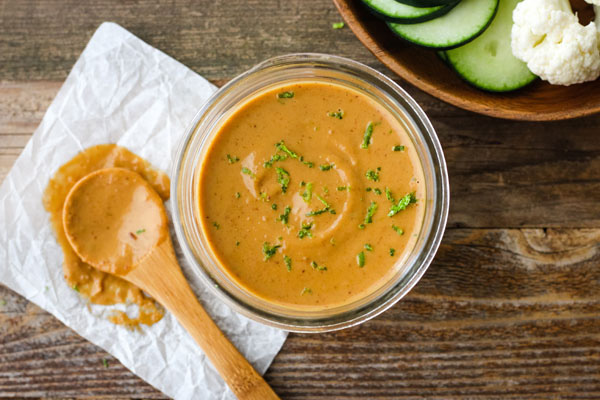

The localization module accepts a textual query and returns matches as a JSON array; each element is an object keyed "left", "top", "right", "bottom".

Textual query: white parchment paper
[{"left": 0, "top": 22, "right": 287, "bottom": 399}]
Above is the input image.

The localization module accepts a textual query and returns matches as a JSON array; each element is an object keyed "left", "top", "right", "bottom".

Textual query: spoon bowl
[{"left": 63, "top": 167, "right": 279, "bottom": 400}]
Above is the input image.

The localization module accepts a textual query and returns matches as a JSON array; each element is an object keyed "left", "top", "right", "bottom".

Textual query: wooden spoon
[{"left": 62, "top": 167, "right": 279, "bottom": 400}]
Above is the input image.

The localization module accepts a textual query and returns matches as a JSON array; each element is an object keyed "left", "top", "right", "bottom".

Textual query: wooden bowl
[{"left": 332, "top": 0, "right": 600, "bottom": 121}]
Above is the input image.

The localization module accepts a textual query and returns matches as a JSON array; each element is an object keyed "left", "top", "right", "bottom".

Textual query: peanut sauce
[{"left": 198, "top": 81, "right": 426, "bottom": 309}]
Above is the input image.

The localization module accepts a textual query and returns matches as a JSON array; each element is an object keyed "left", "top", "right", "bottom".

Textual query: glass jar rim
[{"left": 172, "top": 53, "right": 449, "bottom": 332}]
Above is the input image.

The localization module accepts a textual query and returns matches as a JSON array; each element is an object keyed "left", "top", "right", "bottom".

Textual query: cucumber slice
[
  {"left": 445, "top": 0, "right": 537, "bottom": 92},
  {"left": 393, "top": 0, "right": 458, "bottom": 6},
  {"left": 387, "top": 0, "right": 498, "bottom": 49},
  {"left": 437, "top": 51, "right": 449, "bottom": 65},
  {"left": 361, "top": 0, "right": 459, "bottom": 23}
]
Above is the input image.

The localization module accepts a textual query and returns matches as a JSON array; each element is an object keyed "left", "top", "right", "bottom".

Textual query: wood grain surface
[{"left": 1, "top": 0, "right": 600, "bottom": 398}]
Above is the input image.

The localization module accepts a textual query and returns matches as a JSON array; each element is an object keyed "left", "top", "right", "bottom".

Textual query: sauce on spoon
[{"left": 63, "top": 167, "right": 168, "bottom": 275}]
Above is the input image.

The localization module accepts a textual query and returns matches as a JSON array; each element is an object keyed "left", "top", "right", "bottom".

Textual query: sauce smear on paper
[{"left": 43, "top": 144, "right": 168, "bottom": 328}]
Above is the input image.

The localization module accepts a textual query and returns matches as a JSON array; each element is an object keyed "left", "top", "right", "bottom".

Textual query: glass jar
[{"left": 172, "top": 53, "right": 449, "bottom": 332}]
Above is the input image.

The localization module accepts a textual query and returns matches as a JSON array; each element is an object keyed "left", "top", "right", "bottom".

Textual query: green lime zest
[
  {"left": 297, "top": 222, "right": 314, "bottom": 239},
  {"left": 388, "top": 192, "right": 417, "bottom": 217},
  {"left": 301, "top": 287, "right": 312, "bottom": 295},
  {"left": 302, "top": 182, "right": 314, "bottom": 203},
  {"left": 277, "top": 91, "right": 294, "bottom": 99},
  {"left": 226, "top": 154, "right": 240, "bottom": 164},
  {"left": 363, "top": 201, "right": 378, "bottom": 225},
  {"left": 241, "top": 167, "right": 255, "bottom": 178},
  {"left": 361, "top": 122, "right": 374, "bottom": 149},
  {"left": 365, "top": 169, "right": 379, "bottom": 182},
  {"left": 276, "top": 167, "right": 290, "bottom": 193},
  {"left": 357, "top": 251, "right": 365, "bottom": 267},
  {"left": 278, "top": 206, "right": 291, "bottom": 225},
  {"left": 327, "top": 109, "right": 344, "bottom": 119},
  {"left": 310, "top": 261, "right": 327, "bottom": 271},
  {"left": 262, "top": 242, "right": 281, "bottom": 261}
]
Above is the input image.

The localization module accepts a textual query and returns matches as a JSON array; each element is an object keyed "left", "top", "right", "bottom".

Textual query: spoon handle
[{"left": 128, "top": 240, "right": 280, "bottom": 400}]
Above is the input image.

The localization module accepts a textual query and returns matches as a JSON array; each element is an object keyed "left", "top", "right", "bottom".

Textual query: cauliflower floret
[{"left": 511, "top": 0, "right": 600, "bottom": 85}]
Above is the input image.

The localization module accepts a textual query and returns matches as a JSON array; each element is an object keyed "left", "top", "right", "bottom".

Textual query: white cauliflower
[{"left": 511, "top": 0, "right": 600, "bottom": 85}]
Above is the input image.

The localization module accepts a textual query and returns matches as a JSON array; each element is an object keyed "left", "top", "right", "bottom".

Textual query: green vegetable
[
  {"left": 361, "top": 122, "right": 374, "bottom": 149},
  {"left": 241, "top": 167, "right": 255, "bottom": 178},
  {"left": 365, "top": 169, "right": 379, "bottom": 182},
  {"left": 72, "top": 284, "right": 79, "bottom": 292},
  {"left": 227, "top": 154, "right": 240, "bottom": 163},
  {"left": 278, "top": 206, "right": 291, "bottom": 224},
  {"left": 357, "top": 251, "right": 365, "bottom": 267},
  {"left": 319, "top": 164, "right": 334, "bottom": 171},
  {"left": 102, "top": 359, "right": 109, "bottom": 368},
  {"left": 277, "top": 91, "right": 294, "bottom": 99},
  {"left": 235, "top": 192, "right": 241, "bottom": 199},
  {"left": 262, "top": 242, "right": 281, "bottom": 261},
  {"left": 310, "top": 261, "right": 327, "bottom": 271},
  {"left": 297, "top": 222, "right": 314, "bottom": 239},
  {"left": 337, "top": 186, "right": 349, "bottom": 191},
  {"left": 135, "top": 228, "right": 146, "bottom": 235},
  {"left": 366, "top": 187, "right": 372, "bottom": 192},
  {"left": 392, "top": 225, "right": 404, "bottom": 235},
  {"left": 276, "top": 167, "right": 290, "bottom": 193},
  {"left": 373, "top": 188, "right": 382, "bottom": 195},
  {"left": 284, "top": 255, "right": 292, "bottom": 272},
  {"left": 390, "top": 248, "right": 396, "bottom": 256},
  {"left": 364, "top": 243, "right": 373, "bottom": 251},
  {"left": 328, "top": 109, "right": 344, "bottom": 119},
  {"left": 388, "top": 192, "right": 417, "bottom": 217},
  {"left": 302, "top": 182, "right": 314, "bottom": 202},
  {"left": 271, "top": 204, "right": 278, "bottom": 210},
  {"left": 213, "top": 222, "right": 220, "bottom": 229},
  {"left": 393, "top": 145, "right": 405, "bottom": 152},
  {"left": 236, "top": 241, "right": 240, "bottom": 246},
  {"left": 332, "top": 22, "right": 345, "bottom": 29}
]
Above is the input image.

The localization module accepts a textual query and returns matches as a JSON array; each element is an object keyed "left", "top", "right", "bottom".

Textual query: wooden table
[{"left": 1, "top": 0, "right": 599, "bottom": 398}]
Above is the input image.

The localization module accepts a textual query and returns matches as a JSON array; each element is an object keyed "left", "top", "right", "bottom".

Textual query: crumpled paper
[{"left": 0, "top": 22, "right": 287, "bottom": 399}]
